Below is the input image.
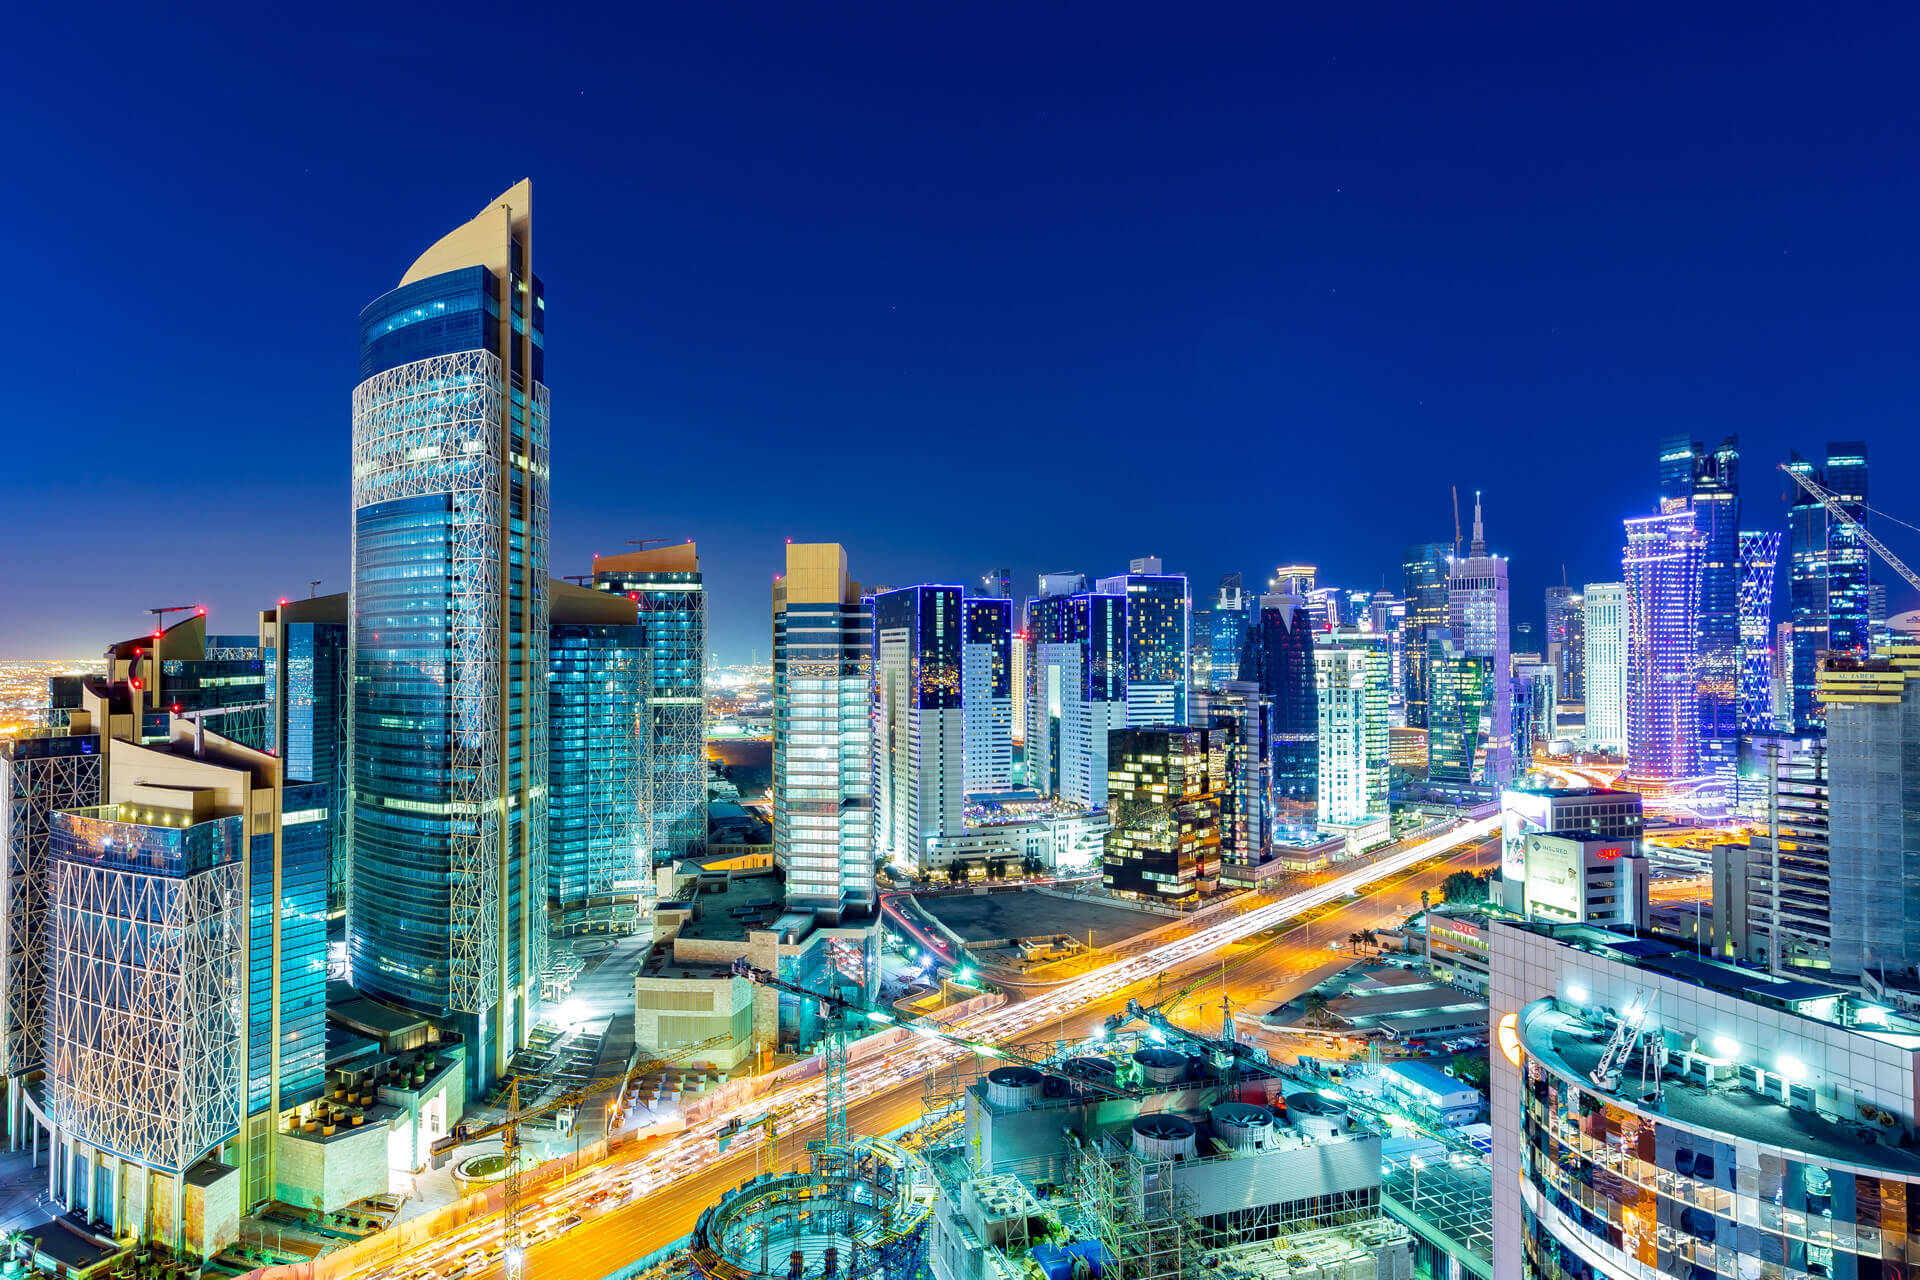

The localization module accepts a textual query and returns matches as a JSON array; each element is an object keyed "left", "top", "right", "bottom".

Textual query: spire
[{"left": 1470, "top": 490, "right": 1486, "bottom": 557}]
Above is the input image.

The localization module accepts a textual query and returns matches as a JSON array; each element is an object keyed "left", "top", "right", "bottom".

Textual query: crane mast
[{"left": 1779, "top": 463, "right": 1920, "bottom": 596}]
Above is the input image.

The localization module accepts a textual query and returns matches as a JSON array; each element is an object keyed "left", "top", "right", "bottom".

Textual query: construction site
[{"left": 658, "top": 966, "right": 1416, "bottom": 1280}]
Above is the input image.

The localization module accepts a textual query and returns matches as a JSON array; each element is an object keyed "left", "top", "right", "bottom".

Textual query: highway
[{"left": 348, "top": 817, "right": 1500, "bottom": 1280}]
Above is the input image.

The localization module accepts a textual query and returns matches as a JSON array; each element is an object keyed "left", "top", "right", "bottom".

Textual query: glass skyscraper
[
  {"left": 1242, "top": 593, "right": 1318, "bottom": 818},
  {"left": 261, "top": 596, "right": 349, "bottom": 922},
  {"left": 772, "top": 544, "right": 875, "bottom": 917},
  {"left": 592, "top": 542, "right": 708, "bottom": 861},
  {"left": 872, "top": 586, "right": 966, "bottom": 877},
  {"left": 1209, "top": 575, "right": 1250, "bottom": 695},
  {"left": 1657, "top": 435, "right": 1741, "bottom": 781},
  {"left": 349, "top": 180, "right": 547, "bottom": 1087},
  {"left": 1401, "top": 543, "right": 1451, "bottom": 730},
  {"left": 1426, "top": 629, "right": 1494, "bottom": 787},
  {"left": 1445, "top": 494, "right": 1511, "bottom": 785},
  {"left": 1543, "top": 584, "right": 1584, "bottom": 704},
  {"left": 1787, "top": 443, "right": 1871, "bottom": 732},
  {"left": 1096, "top": 565, "right": 1190, "bottom": 727},
  {"left": 1623, "top": 508, "right": 1706, "bottom": 784},
  {"left": 962, "top": 596, "right": 1013, "bottom": 793},
  {"left": 1026, "top": 591, "right": 1128, "bottom": 808},
  {"left": 1738, "top": 530, "right": 1783, "bottom": 733},
  {"left": 548, "top": 613, "right": 649, "bottom": 934}
]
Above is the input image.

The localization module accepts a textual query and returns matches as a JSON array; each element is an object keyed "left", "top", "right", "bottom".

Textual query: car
[{"left": 557, "top": 1215, "right": 583, "bottom": 1233}]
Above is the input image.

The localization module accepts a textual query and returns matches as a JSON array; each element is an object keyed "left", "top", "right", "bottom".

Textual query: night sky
[{"left": 8, "top": 2, "right": 1919, "bottom": 660}]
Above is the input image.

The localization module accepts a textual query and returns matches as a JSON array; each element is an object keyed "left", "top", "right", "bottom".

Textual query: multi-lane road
[{"left": 347, "top": 819, "right": 1500, "bottom": 1280}]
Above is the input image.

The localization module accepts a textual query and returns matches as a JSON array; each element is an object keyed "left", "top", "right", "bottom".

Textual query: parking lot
[{"left": 918, "top": 888, "right": 1161, "bottom": 948}]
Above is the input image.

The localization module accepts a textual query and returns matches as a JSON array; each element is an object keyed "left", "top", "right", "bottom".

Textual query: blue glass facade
[
  {"left": 1657, "top": 435, "right": 1741, "bottom": 783},
  {"left": 1242, "top": 595, "right": 1318, "bottom": 816},
  {"left": 1787, "top": 443, "right": 1870, "bottom": 732},
  {"left": 349, "top": 184, "right": 548, "bottom": 1089},
  {"left": 548, "top": 623, "right": 649, "bottom": 931},
  {"left": 266, "top": 618, "right": 349, "bottom": 920}
]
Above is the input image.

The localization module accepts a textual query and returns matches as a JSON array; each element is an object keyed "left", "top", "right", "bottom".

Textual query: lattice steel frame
[
  {"left": 48, "top": 854, "right": 243, "bottom": 1172},
  {"left": 0, "top": 749, "right": 99, "bottom": 1077},
  {"left": 350, "top": 350, "right": 504, "bottom": 1014}
]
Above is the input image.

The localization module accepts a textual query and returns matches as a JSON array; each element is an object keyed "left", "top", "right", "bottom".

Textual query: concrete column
[
  {"left": 5, "top": 1078, "right": 16, "bottom": 1152},
  {"left": 47, "top": 1136, "right": 58, "bottom": 1204},
  {"left": 77, "top": 1145, "right": 94, "bottom": 1222}
]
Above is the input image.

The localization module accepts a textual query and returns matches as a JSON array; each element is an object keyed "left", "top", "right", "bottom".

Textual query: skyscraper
[
  {"left": 773, "top": 544, "right": 875, "bottom": 917},
  {"left": 1401, "top": 543, "right": 1451, "bottom": 730},
  {"left": 1819, "top": 644, "right": 1920, "bottom": 978},
  {"left": 872, "top": 585, "right": 966, "bottom": 877},
  {"left": 1207, "top": 680, "right": 1271, "bottom": 870},
  {"left": 1026, "top": 591, "right": 1127, "bottom": 807},
  {"left": 1425, "top": 630, "right": 1494, "bottom": 788},
  {"left": 1623, "top": 508, "right": 1706, "bottom": 785},
  {"left": 349, "top": 181, "right": 547, "bottom": 1087},
  {"left": 962, "top": 597, "right": 1013, "bottom": 793},
  {"left": 1657, "top": 435, "right": 1741, "bottom": 781},
  {"left": 1787, "top": 443, "right": 1871, "bottom": 731},
  {"left": 547, "top": 584, "right": 649, "bottom": 935},
  {"left": 1582, "top": 583, "right": 1629, "bottom": 752},
  {"left": 1543, "top": 584, "right": 1584, "bottom": 703},
  {"left": 592, "top": 543, "right": 708, "bottom": 861},
  {"left": 260, "top": 595, "right": 349, "bottom": 922},
  {"left": 1103, "top": 727, "right": 1220, "bottom": 903},
  {"left": 1209, "top": 575, "right": 1251, "bottom": 695},
  {"left": 1096, "top": 566, "right": 1190, "bottom": 727},
  {"left": 1242, "top": 594, "right": 1318, "bottom": 817},
  {"left": 1737, "top": 530, "right": 1783, "bottom": 733},
  {"left": 1313, "top": 637, "right": 1389, "bottom": 824},
  {"left": 1446, "top": 493, "right": 1512, "bottom": 784}
]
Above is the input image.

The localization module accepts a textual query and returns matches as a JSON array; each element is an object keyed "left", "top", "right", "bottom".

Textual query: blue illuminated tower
[
  {"left": 1209, "top": 575, "right": 1251, "bottom": 695},
  {"left": 1623, "top": 509, "right": 1706, "bottom": 784},
  {"left": 1241, "top": 593, "right": 1317, "bottom": 818},
  {"left": 348, "top": 181, "right": 547, "bottom": 1087},
  {"left": 1786, "top": 444, "right": 1871, "bottom": 731},
  {"left": 1096, "top": 560, "right": 1190, "bottom": 727},
  {"left": 872, "top": 585, "right": 966, "bottom": 877},
  {"left": 1657, "top": 435, "right": 1741, "bottom": 780},
  {"left": 1738, "top": 530, "right": 1783, "bottom": 732}
]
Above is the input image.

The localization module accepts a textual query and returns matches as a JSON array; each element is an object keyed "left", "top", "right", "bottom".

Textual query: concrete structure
[
  {"left": 1714, "top": 735, "right": 1831, "bottom": 974},
  {"left": 772, "top": 544, "right": 876, "bottom": 918},
  {"left": 1445, "top": 493, "right": 1511, "bottom": 785},
  {"left": 1498, "top": 785, "right": 1643, "bottom": 913},
  {"left": 1417, "top": 909, "right": 1490, "bottom": 993},
  {"left": 926, "top": 806, "right": 1109, "bottom": 875},
  {"left": 1315, "top": 633, "right": 1389, "bottom": 826},
  {"left": 1518, "top": 831, "right": 1650, "bottom": 929},
  {"left": 632, "top": 969, "right": 753, "bottom": 1072},
  {"left": 349, "top": 180, "right": 548, "bottom": 1089},
  {"left": 592, "top": 542, "right": 710, "bottom": 862},
  {"left": 1821, "top": 644, "right": 1920, "bottom": 978},
  {"left": 1490, "top": 919, "right": 1920, "bottom": 1280},
  {"left": 1581, "top": 582, "right": 1628, "bottom": 752},
  {"left": 872, "top": 586, "right": 967, "bottom": 878},
  {"left": 961, "top": 597, "right": 1013, "bottom": 794}
]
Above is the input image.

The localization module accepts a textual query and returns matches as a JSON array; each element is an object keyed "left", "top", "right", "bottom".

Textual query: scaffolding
[{"left": 1070, "top": 1131, "right": 1195, "bottom": 1280}]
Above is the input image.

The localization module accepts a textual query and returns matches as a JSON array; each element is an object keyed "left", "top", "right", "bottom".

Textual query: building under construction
[{"left": 924, "top": 1019, "right": 1411, "bottom": 1280}]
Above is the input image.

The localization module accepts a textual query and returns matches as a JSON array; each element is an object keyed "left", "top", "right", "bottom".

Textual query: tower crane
[
  {"left": 430, "top": 1028, "right": 738, "bottom": 1280},
  {"left": 1780, "top": 463, "right": 1920, "bottom": 596}
]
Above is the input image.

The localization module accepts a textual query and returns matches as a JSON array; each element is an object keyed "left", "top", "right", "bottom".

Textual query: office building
[
  {"left": 1425, "top": 630, "right": 1493, "bottom": 792},
  {"left": 962, "top": 597, "right": 1013, "bottom": 794},
  {"left": 872, "top": 585, "right": 966, "bottom": 878},
  {"left": 1026, "top": 591, "right": 1127, "bottom": 808},
  {"left": 1518, "top": 832, "right": 1649, "bottom": 928},
  {"left": 1010, "top": 628, "right": 1029, "bottom": 747},
  {"left": 1623, "top": 508, "right": 1706, "bottom": 786},
  {"left": 1498, "top": 784, "right": 1643, "bottom": 912},
  {"left": 1445, "top": 493, "right": 1512, "bottom": 785},
  {"left": 1714, "top": 735, "right": 1830, "bottom": 973},
  {"left": 548, "top": 583, "right": 649, "bottom": 935},
  {"left": 1510, "top": 655, "right": 1554, "bottom": 769},
  {"left": 1206, "top": 680, "right": 1272, "bottom": 872},
  {"left": 1243, "top": 593, "right": 1318, "bottom": 818},
  {"left": 1037, "top": 571, "right": 1088, "bottom": 599},
  {"left": 259, "top": 594, "right": 349, "bottom": 922},
  {"left": 1096, "top": 566, "right": 1189, "bottom": 727},
  {"left": 981, "top": 568, "right": 1011, "bottom": 599},
  {"left": 0, "top": 729, "right": 102, "bottom": 1113},
  {"left": 1490, "top": 919, "right": 1920, "bottom": 1280},
  {"left": 1786, "top": 443, "right": 1871, "bottom": 731},
  {"left": 772, "top": 543, "right": 875, "bottom": 918},
  {"left": 592, "top": 542, "right": 709, "bottom": 861},
  {"left": 1209, "top": 575, "right": 1250, "bottom": 694},
  {"left": 1543, "top": 584, "right": 1583, "bottom": 703},
  {"left": 1314, "top": 634, "right": 1389, "bottom": 825},
  {"left": 101, "top": 612, "right": 270, "bottom": 752},
  {"left": 1738, "top": 530, "right": 1783, "bottom": 733},
  {"left": 1820, "top": 644, "right": 1920, "bottom": 979},
  {"left": 1658, "top": 435, "right": 1742, "bottom": 780},
  {"left": 1102, "top": 727, "right": 1220, "bottom": 903},
  {"left": 1582, "top": 582, "right": 1628, "bottom": 752},
  {"left": 1401, "top": 543, "right": 1451, "bottom": 731},
  {"left": 348, "top": 180, "right": 547, "bottom": 1087},
  {"left": 44, "top": 724, "right": 325, "bottom": 1248}
]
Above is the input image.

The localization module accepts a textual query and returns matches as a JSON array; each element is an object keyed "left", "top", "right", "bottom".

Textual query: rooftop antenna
[
  {"left": 308, "top": 579, "right": 322, "bottom": 598},
  {"left": 1470, "top": 489, "right": 1487, "bottom": 557},
  {"left": 148, "top": 605, "right": 196, "bottom": 629},
  {"left": 1451, "top": 486, "right": 1462, "bottom": 558}
]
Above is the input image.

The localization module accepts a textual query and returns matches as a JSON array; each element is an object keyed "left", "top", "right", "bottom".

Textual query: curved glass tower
[{"left": 349, "top": 181, "right": 548, "bottom": 1087}]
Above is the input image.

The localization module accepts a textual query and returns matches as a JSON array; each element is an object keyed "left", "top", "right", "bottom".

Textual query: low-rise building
[
  {"left": 1382, "top": 1060, "right": 1482, "bottom": 1126},
  {"left": 1519, "top": 831, "right": 1649, "bottom": 928}
]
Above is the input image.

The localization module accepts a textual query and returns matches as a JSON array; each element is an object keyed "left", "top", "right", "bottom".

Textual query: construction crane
[
  {"left": 1589, "top": 993, "right": 1649, "bottom": 1092},
  {"left": 716, "top": 1105, "right": 792, "bottom": 1172},
  {"left": 430, "top": 1028, "right": 738, "bottom": 1279},
  {"left": 1101, "top": 997, "right": 1254, "bottom": 1086},
  {"left": 1779, "top": 463, "right": 1920, "bottom": 596},
  {"left": 625, "top": 537, "right": 674, "bottom": 551},
  {"left": 147, "top": 604, "right": 200, "bottom": 630}
]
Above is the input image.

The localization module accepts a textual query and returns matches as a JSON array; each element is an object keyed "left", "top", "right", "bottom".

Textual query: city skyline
[{"left": 11, "top": 7, "right": 1920, "bottom": 661}]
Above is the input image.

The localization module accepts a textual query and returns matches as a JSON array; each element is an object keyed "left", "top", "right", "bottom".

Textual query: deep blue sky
[{"left": 7, "top": 2, "right": 1919, "bottom": 660}]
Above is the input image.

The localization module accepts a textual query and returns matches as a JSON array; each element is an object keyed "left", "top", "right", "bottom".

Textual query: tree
[
  {"left": 1451, "top": 1050, "right": 1489, "bottom": 1092},
  {"left": 1441, "top": 870, "right": 1489, "bottom": 905}
]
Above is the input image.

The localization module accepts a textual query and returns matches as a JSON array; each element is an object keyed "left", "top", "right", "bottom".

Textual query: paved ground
[
  {"left": 919, "top": 888, "right": 1159, "bottom": 947},
  {"left": 0, "top": 1145, "right": 54, "bottom": 1235}
]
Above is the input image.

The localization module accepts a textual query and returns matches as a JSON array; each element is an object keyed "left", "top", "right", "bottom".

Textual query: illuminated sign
[
  {"left": 1498, "top": 1012, "right": 1522, "bottom": 1068},
  {"left": 1597, "top": 846, "right": 1622, "bottom": 861}
]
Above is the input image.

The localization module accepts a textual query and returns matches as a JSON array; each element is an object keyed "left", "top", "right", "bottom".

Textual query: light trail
[{"left": 347, "top": 816, "right": 1499, "bottom": 1279}]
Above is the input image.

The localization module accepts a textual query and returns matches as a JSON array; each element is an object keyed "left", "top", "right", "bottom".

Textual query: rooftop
[
  {"left": 669, "top": 869, "right": 789, "bottom": 942},
  {"left": 1521, "top": 1002, "right": 1920, "bottom": 1174}
]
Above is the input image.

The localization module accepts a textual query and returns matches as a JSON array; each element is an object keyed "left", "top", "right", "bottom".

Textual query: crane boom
[{"left": 1780, "top": 463, "right": 1920, "bottom": 596}]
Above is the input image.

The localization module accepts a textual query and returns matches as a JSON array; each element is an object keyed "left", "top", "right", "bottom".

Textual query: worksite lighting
[
  {"left": 867, "top": 1011, "right": 894, "bottom": 1024},
  {"left": 1712, "top": 1035, "right": 1738, "bottom": 1058},
  {"left": 1778, "top": 1054, "right": 1806, "bottom": 1081},
  {"left": 1566, "top": 985, "right": 1589, "bottom": 1004}
]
